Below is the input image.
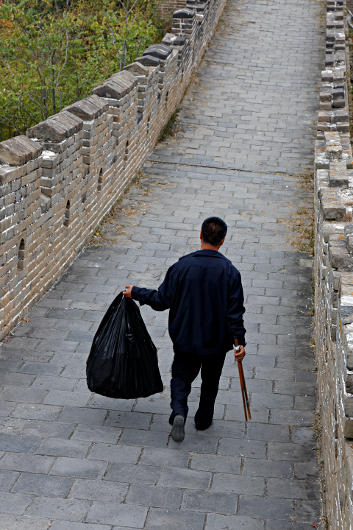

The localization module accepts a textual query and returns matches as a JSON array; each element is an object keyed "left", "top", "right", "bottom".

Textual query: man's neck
[{"left": 200, "top": 243, "right": 219, "bottom": 251}]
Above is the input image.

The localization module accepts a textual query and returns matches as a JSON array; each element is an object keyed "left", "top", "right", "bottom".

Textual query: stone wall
[
  {"left": 159, "top": 0, "right": 187, "bottom": 19},
  {"left": 0, "top": 0, "right": 227, "bottom": 341},
  {"left": 159, "top": 0, "right": 210, "bottom": 20},
  {"left": 315, "top": 1, "right": 353, "bottom": 528}
]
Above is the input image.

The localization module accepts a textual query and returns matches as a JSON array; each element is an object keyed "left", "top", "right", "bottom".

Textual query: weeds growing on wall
[
  {"left": 313, "top": 413, "right": 329, "bottom": 529},
  {"left": 348, "top": 28, "right": 353, "bottom": 139},
  {"left": 0, "top": 0, "right": 164, "bottom": 141},
  {"left": 157, "top": 108, "right": 181, "bottom": 142},
  {"left": 290, "top": 172, "right": 315, "bottom": 256},
  {"left": 89, "top": 170, "right": 178, "bottom": 247}
]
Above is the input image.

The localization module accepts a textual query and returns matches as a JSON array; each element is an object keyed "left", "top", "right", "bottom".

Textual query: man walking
[{"left": 123, "top": 217, "right": 246, "bottom": 442}]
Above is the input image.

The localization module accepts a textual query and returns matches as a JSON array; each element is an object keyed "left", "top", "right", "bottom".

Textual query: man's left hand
[{"left": 234, "top": 345, "right": 246, "bottom": 362}]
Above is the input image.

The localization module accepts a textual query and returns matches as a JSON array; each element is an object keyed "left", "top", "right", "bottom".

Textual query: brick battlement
[
  {"left": 0, "top": 0, "right": 227, "bottom": 340},
  {"left": 314, "top": 1, "right": 353, "bottom": 528}
]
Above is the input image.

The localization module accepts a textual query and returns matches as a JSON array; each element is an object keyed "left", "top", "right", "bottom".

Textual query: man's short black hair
[{"left": 201, "top": 217, "right": 227, "bottom": 246}]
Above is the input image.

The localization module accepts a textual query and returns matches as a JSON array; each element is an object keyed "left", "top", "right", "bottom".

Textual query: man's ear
[
  {"left": 219, "top": 237, "right": 225, "bottom": 247},
  {"left": 200, "top": 230, "right": 203, "bottom": 241}
]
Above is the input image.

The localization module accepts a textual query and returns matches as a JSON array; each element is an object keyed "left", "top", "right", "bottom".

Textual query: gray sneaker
[{"left": 171, "top": 415, "right": 185, "bottom": 443}]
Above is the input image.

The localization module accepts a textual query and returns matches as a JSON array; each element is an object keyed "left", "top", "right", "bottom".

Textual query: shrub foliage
[{"left": 0, "top": 0, "right": 161, "bottom": 140}]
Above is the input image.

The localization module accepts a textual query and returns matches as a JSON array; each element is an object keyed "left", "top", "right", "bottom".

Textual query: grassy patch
[
  {"left": 88, "top": 170, "right": 148, "bottom": 247},
  {"left": 288, "top": 172, "right": 315, "bottom": 255},
  {"left": 157, "top": 108, "right": 181, "bottom": 143},
  {"left": 313, "top": 412, "right": 329, "bottom": 529}
]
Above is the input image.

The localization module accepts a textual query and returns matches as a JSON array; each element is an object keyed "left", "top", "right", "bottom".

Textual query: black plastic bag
[{"left": 86, "top": 292, "right": 163, "bottom": 399}]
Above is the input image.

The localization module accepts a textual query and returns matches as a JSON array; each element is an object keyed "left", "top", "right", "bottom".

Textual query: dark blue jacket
[{"left": 131, "top": 249, "right": 246, "bottom": 356}]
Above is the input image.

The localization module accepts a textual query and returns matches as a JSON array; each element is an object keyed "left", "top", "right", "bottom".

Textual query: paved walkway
[{"left": 0, "top": 0, "right": 324, "bottom": 529}]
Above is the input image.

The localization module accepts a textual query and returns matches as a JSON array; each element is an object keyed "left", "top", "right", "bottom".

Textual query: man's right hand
[
  {"left": 123, "top": 285, "right": 133, "bottom": 298},
  {"left": 234, "top": 345, "right": 246, "bottom": 362}
]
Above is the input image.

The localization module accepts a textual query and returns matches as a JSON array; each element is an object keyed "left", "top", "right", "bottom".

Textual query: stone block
[
  {"left": 346, "top": 341, "right": 353, "bottom": 370},
  {"left": 330, "top": 242, "right": 353, "bottom": 270},
  {"left": 12, "top": 472, "right": 73, "bottom": 497},
  {"left": 51, "top": 113, "right": 82, "bottom": 137},
  {"left": 162, "top": 33, "right": 187, "bottom": 46},
  {"left": 238, "top": 495, "right": 293, "bottom": 520},
  {"left": 0, "top": 491, "right": 33, "bottom": 515},
  {"left": 333, "top": 87, "right": 344, "bottom": 99},
  {"left": 93, "top": 80, "right": 128, "bottom": 100},
  {"left": 88, "top": 443, "right": 141, "bottom": 464},
  {"left": 324, "top": 130, "right": 342, "bottom": 160},
  {"left": 50, "top": 523, "right": 108, "bottom": 530},
  {"left": 118, "top": 69, "right": 138, "bottom": 87},
  {"left": 0, "top": 137, "right": 41, "bottom": 166},
  {"left": 35, "top": 438, "right": 91, "bottom": 458},
  {"left": 157, "top": 467, "right": 211, "bottom": 489},
  {"left": 0, "top": 470, "right": 19, "bottom": 491},
  {"left": 26, "top": 497, "right": 91, "bottom": 522},
  {"left": 242, "top": 458, "right": 292, "bottom": 479},
  {"left": 182, "top": 489, "right": 237, "bottom": 514},
  {"left": 140, "top": 447, "right": 189, "bottom": 468},
  {"left": 320, "top": 101, "right": 332, "bottom": 111},
  {"left": 318, "top": 111, "right": 331, "bottom": 122},
  {"left": 334, "top": 109, "right": 349, "bottom": 123},
  {"left": 332, "top": 98, "right": 345, "bottom": 108},
  {"left": 108, "top": 74, "right": 134, "bottom": 95},
  {"left": 14, "top": 136, "right": 43, "bottom": 160},
  {"left": 86, "top": 502, "right": 148, "bottom": 527},
  {"left": 68, "top": 478, "right": 127, "bottom": 503},
  {"left": 23, "top": 420, "right": 75, "bottom": 440},
  {"left": 344, "top": 394, "right": 353, "bottom": 416},
  {"left": 344, "top": 225, "right": 353, "bottom": 254},
  {"left": 321, "top": 193, "right": 345, "bottom": 221},
  {"left": 329, "top": 160, "right": 348, "bottom": 187},
  {"left": 134, "top": 56, "right": 161, "bottom": 68},
  {"left": 64, "top": 96, "right": 108, "bottom": 121},
  {"left": 105, "top": 462, "right": 159, "bottom": 485},
  {"left": 320, "top": 89, "right": 332, "bottom": 102},
  {"left": 0, "top": 434, "right": 40, "bottom": 453},
  {"left": 173, "top": 7, "right": 195, "bottom": 18},
  {"left": 337, "top": 123, "right": 349, "bottom": 133},
  {"left": 322, "top": 69, "right": 333, "bottom": 82},
  {"left": 126, "top": 484, "right": 182, "bottom": 509},
  {"left": 143, "top": 44, "right": 172, "bottom": 61},
  {"left": 343, "top": 416, "right": 353, "bottom": 438},
  {"left": 27, "top": 119, "right": 68, "bottom": 142},
  {"left": 205, "top": 514, "right": 262, "bottom": 530},
  {"left": 105, "top": 410, "right": 152, "bottom": 429},
  {"left": 50, "top": 456, "right": 108, "bottom": 479},
  {"left": 145, "top": 507, "right": 205, "bottom": 530}
]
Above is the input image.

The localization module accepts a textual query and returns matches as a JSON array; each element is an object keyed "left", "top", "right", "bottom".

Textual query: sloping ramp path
[{"left": 0, "top": 0, "right": 325, "bottom": 528}]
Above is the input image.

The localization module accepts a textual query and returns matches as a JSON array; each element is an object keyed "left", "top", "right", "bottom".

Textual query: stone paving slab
[{"left": 0, "top": 0, "right": 324, "bottom": 527}]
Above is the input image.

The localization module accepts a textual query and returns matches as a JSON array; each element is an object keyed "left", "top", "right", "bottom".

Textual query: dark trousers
[{"left": 170, "top": 349, "right": 226, "bottom": 429}]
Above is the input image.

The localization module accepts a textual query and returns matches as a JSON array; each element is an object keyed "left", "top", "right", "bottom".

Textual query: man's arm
[
  {"left": 227, "top": 269, "right": 246, "bottom": 351},
  {"left": 123, "top": 265, "right": 177, "bottom": 311}
]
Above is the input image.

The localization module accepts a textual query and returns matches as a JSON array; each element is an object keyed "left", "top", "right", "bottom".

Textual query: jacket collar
[{"left": 193, "top": 249, "right": 227, "bottom": 259}]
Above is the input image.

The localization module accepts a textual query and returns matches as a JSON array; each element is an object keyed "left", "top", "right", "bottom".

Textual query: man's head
[{"left": 200, "top": 217, "right": 227, "bottom": 249}]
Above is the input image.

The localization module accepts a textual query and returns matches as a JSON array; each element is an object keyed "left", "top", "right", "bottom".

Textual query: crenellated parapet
[
  {"left": 314, "top": 1, "right": 353, "bottom": 528},
  {"left": 0, "top": 0, "right": 227, "bottom": 340}
]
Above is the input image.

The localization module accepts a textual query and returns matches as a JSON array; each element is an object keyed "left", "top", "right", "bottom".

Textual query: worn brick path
[{"left": 0, "top": 0, "right": 324, "bottom": 528}]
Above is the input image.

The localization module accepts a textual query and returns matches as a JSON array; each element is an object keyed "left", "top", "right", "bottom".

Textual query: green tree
[{"left": 0, "top": 0, "right": 161, "bottom": 140}]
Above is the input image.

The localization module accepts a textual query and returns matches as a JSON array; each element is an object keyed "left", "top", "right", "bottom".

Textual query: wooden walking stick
[{"left": 237, "top": 360, "right": 251, "bottom": 422}]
